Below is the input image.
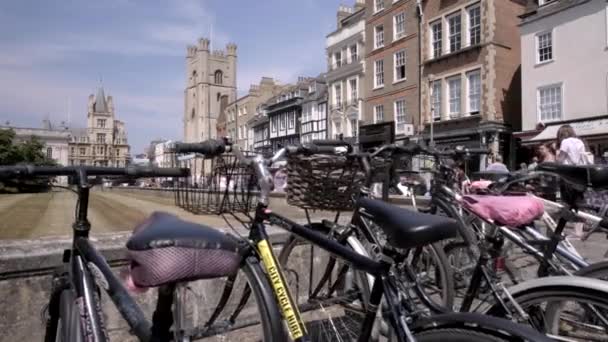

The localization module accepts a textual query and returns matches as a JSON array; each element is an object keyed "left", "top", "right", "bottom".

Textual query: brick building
[
  {"left": 363, "top": 0, "right": 419, "bottom": 139},
  {"left": 420, "top": 0, "right": 526, "bottom": 169}
]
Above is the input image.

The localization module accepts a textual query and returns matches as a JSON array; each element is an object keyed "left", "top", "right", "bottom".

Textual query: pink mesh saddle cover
[{"left": 461, "top": 195, "right": 544, "bottom": 227}]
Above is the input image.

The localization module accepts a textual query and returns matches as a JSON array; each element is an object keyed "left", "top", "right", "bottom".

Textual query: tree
[
  {"left": 0, "top": 129, "right": 56, "bottom": 193},
  {"left": 0, "top": 129, "right": 56, "bottom": 165}
]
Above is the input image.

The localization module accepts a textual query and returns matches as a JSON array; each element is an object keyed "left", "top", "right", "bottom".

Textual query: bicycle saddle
[
  {"left": 536, "top": 162, "right": 608, "bottom": 190},
  {"left": 126, "top": 212, "right": 241, "bottom": 288},
  {"left": 357, "top": 197, "right": 458, "bottom": 249}
]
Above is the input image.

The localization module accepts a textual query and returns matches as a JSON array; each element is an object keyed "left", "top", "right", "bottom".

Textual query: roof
[
  {"left": 520, "top": 0, "right": 591, "bottom": 25},
  {"left": 94, "top": 87, "right": 108, "bottom": 113}
]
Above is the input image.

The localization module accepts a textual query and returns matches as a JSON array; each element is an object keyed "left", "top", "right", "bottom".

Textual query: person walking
[{"left": 538, "top": 142, "right": 556, "bottom": 163}]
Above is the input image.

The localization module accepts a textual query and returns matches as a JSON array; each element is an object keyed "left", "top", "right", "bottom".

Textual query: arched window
[
  {"left": 214, "top": 70, "right": 223, "bottom": 84},
  {"left": 191, "top": 108, "right": 195, "bottom": 119},
  {"left": 192, "top": 70, "right": 197, "bottom": 81}
]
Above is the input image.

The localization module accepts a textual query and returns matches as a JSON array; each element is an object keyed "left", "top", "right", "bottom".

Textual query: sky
[{"left": 0, "top": 0, "right": 354, "bottom": 154}]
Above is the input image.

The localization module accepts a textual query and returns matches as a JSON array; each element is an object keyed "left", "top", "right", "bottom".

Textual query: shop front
[{"left": 519, "top": 116, "right": 608, "bottom": 163}]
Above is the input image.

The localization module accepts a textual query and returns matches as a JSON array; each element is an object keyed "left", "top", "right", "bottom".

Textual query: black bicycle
[
  {"left": 0, "top": 152, "right": 550, "bottom": 341},
  {"left": 168, "top": 139, "right": 552, "bottom": 342}
]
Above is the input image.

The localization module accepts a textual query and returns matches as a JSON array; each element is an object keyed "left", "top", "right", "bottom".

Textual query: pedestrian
[
  {"left": 556, "top": 125, "right": 592, "bottom": 165},
  {"left": 537, "top": 142, "right": 556, "bottom": 163},
  {"left": 555, "top": 125, "right": 592, "bottom": 238},
  {"left": 486, "top": 154, "right": 509, "bottom": 173}
]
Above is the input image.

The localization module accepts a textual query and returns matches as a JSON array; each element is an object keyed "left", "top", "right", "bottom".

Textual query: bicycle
[
  {"left": 169, "top": 139, "right": 554, "bottom": 342},
  {"left": 389, "top": 147, "right": 608, "bottom": 340}
]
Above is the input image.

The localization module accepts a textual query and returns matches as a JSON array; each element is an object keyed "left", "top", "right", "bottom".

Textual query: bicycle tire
[
  {"left": 403, "top": 242, "right": 455, "bottom": 310},
  {"left": 485, "top": 276, "right": 608, "bottom": 340},
  {"left": 178, "top": 255, "right": 287, "bottom": 341},
  {"left": 414, "top": 328, "right": 523, "bottom": 342},
  {"left": 55, "top": 288, "right": 84, "bottom": 342},
  {"left": 277, "top": 222, "right": 372, "bottom": 341}
]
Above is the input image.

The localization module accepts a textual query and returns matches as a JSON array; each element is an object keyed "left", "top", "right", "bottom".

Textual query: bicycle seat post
[{"left": 73, "top": 167, "right": 92, "bottom": 238}]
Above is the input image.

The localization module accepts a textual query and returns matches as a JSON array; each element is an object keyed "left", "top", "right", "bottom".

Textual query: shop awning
[{"left": 522, "top": 117, "right": 608, "bottom": 145}]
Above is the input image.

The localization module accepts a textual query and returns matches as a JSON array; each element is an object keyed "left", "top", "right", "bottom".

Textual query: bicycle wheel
[
  {"left": 396, "top": 243, "right": 454, "bottom": 310},
  {"left": 53, "top": 288, "right": 84, "bottom": 342},
  {"left": 175, "top": 255, "right": 286, "bottom": 341},
  {"left": 277, "top": 223, "right": 372, "bottom": 341},
  {"left": 486, "top": 276, "right": 608, "bottom": 341}
]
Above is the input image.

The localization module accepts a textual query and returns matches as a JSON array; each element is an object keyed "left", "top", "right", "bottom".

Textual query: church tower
[{"left": 184, "top": 38, "right": 237, "bottom": 142}]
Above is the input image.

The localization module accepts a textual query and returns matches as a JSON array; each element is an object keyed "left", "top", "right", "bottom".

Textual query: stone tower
[{"left": 184, "top": 38, "right": 237, "bottom": 142}]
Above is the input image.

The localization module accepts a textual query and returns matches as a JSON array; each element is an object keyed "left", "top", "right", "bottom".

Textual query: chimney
[{"left": 336, "top": 5, "right": 354, "bottom": 29}]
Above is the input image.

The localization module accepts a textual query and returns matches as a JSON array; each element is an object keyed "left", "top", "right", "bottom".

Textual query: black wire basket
[{"left": 172, "top": 152, "right": 257, "bottom": 215}]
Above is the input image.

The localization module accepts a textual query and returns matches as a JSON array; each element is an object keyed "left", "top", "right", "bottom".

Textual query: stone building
[
  {"left": 363, "top": 0, "right": 419, "bottom": 139},
  {"left": 68, "top": 87, "right": 130, "bottom": 167},
  {"left": 516, "top": 0, "right": 608, "bottom": 161},
  {"left": 0, "top": 120, "right": 71, "bottom": 167},
  {"left": 184, "top": 38, "right": 237, "bottom": 143},
  {"left": 326, "top": 1, "right": 366, "bottom": 141},
  {"left": 220, "top": 77, "right": 282, "bottom": 150},
  {"left": 420, "top": 0, "right": 526, "bottom": 169}
]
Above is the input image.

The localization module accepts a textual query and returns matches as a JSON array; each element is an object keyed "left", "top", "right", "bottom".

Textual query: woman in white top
[
  {"left": 556, "top": 124, "right": 589, "bottom": 238},
  {"left": 557, "top": 125, "right": 587, "bottom": 165}
]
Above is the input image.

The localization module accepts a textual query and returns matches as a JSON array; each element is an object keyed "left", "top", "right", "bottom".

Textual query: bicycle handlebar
[
  {"left": 0, "top": 165, "right": 189, "bottom": 180},
  {"left": 173, "top": 139, "right": 229, "bottom": 156}
]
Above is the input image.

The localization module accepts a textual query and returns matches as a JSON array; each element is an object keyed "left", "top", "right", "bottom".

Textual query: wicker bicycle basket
[
  {"left": 173, "top": 152, "right": 257, "bottom": 215},
  {"left": 287, "top": 154, "right": 371, "bottom": 211}
]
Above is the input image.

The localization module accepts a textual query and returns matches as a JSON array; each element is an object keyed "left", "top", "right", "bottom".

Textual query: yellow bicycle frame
[{"left": 256, "top": 239, "right": 308, "bottom": 341}]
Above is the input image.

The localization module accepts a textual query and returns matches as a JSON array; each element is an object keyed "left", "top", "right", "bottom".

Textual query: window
[
  {"left": 394, "top": 12, "right": 406, "bottom": 40},
  {"left": 431, "top": 80, "right": 442, "bottom": 120},
  {"left": 537, "top": 31, "right": 553, "bottom": 63},
  {"left": 288, "top": 112, "right": 295, "bottom": 129},
  {"left": 467, "top": 70, "right": 481, "bottom": 113},
  {"left": 430, "top": 21, "right": 442, "bottom": 59},
  {"left": 448, "top": 13, "right": 462, "bottom": 53},
  {"left": 116, "top": 149, "right": 120, "bottom": 157},
  {"left": 80, "top": 148, "right": 86, "bottom": 156},
  {"left": 214, "top": 70, "right": 223, "bottom": 84},
  {"left": 71, "top": 147, "right": 75, "bottom": 154},
  {"left": 374, "top": 105, "right": 384, "bottom": 123},
  {"left": 318, "top": 103, "right": 326, "bottom": 119},
  {"left": 374, "top": 0, "right": 384, "bottom": 13},
  {"left": 97, "top": 133, "right": 105, "bottom": 143},
  {"left": 374, "top": 60, "right": 384, "bottom": 88},
  {"left": 272, "top": 117, "right": 277, "bottom": 132},
  {"left": 375, "top": 25, "right": 384, "bottom": 49},
  {"left": 349, "top": 78, "right": 358, "bottom": 103},
  {"left": 46, "top": 147, "right": 53, "bottom": 159},
  {"left": 350, "top": 119, "right": 358, "bottom": 137},
  {"left": 97, "top": 119, "right": 106, "bottom": 128},
  {"left": 334, "top": 51, "right": 342, "bottom": 68},
  {"left": 448, "top": 76, "right": 462, "bottom": 116},
  {"left": 394, "top": 50, "right": 406, "bottom": 82},
  {"left": 98, "top": 146, "right": 103, "bottom": 154},
  {"left": 334, "top": 121, "right": 342, "bottom": 137},
  {"left": 334, "top": 83, "right": 342, "bottom": 106},
  {"left": 350, "top": 44, "right": 358, "bottom": 62},
  {"left": 538, "top": 84, "right": 562, "bottom": 121},
  {"left": 468, "top": 5, "right": 481, "bottom": 46},
  {"left": 394, "top": 100, "right": 407, "bottom": 134},
  {"left": 280, "top": 114, "right": 286, "bottom": 130}
]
